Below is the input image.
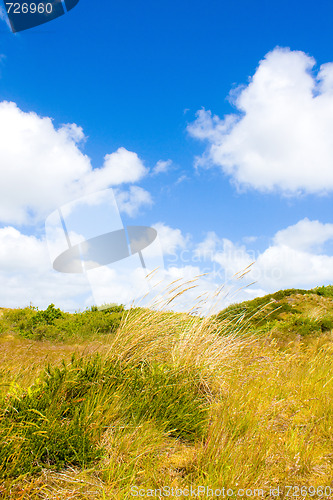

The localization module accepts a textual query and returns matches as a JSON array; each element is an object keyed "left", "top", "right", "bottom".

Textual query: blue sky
[{"left": 0, "top": 0, "right": 333, "bottom": 312}]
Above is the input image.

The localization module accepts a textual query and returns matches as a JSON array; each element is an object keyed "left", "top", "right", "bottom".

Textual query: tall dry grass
[{"left": 1, "top": 278, "right": 333, "bottom": 498}]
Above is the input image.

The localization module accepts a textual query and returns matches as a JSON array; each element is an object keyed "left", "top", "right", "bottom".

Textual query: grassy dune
[{"left": 0, "top": 285, "right": 333, "bottom": 498}]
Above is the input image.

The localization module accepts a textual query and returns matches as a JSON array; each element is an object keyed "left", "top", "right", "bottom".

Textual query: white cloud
[
  {"left": 242, "top": 236, "right": 258, "bottom": 244},
  {"left": 0, "top": 223, "right": 231, "bottom": 314},
  {"left": 0, "top": 224, "right": 163, "bottom": 311},
  {"left": 148, "top": 264, "right": 227, "bottom": 314},
  {"left": 195, "top": 232, "right": 254, "bottom": 272},
  {"left": 152, "top": 159, "right": 172, "bottom": 175},
  {"left": 273, "top": 217, "right": 333, "bottom": 251},
  {"left": 188, "top": 47, "right": 333, "bottom": 195},
  {"left": 0, "top": 102, "right": 150, "bottom": 224},
  {"left": 191, "top": 218, "right": 333, "bottom": 294},
  {"left": 0, "top": 102, "right": 90, "bottom": 224},
  {"left": 213, "top": 239, "right": 254, "bottom": 278},
  {"left": 115, "top": 186, "right": 153, "bottom": 217},
  {"left": 0, "top": 226, "right": 91, "bottom": 310},
  {"left": 0, "top": 102, "right": 160, "bottom": 309},
  {"left": 175, "top": 174, "right": 188, "bottom": 185},
  {"left": 251, "top": 218, "right": 333, "bottom": 289},
  {"left": 2, "top": 218, "right": 332, "bottom": 313},
  {"left": 254, "top": 245, "right": 333, "bottom": 290},
  {"left": 85, "top": 147, "right": 148, "bottom": 189},
  {"left": 0, "top": 227, "right": 49, "bottom": 272},
  {"left": 152, "top": 222, "right": 187, "bottom": 255},
  {"left": 194, "top": 231, "right": 219, "bottom": 260},
  {"left": 1, "top": 98, "right": 332, "bottom": 313}
]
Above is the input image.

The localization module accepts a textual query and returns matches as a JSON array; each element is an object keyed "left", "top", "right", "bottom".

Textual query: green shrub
[
  {"left": 281, "top": 316, "right": 321, "bottom": 336},
  {"left": 0, "top": 411, "right": 101, "bottom": 478},
  {"left": 0, "top": 361, "right": 103, "bottom": 477},
  {"left": 7, "top": 304, "right": 124, "bottom": 342},
  {"left": 97, "top": 303, "right": 125, "bottom": 314},
  {"left": 319, "top": 316, "right": 333, "bottom": 332},
  {"left": 314, "top": 285, "right": 333, "bottom": 298},
  {"left": 3, "top": 307, "right": 35, "bottom": 334},
  {"left": 120, "top": 361, "right": 208, "bottom": 439},
  {"left": 31, "top": 303, "right": 64, "bottom": 326},
  {"left": 0, "top": 352, "right": 208, "bottom": 479},
  {"left": 216, "top": 290, "right": 305, "bottom": 329}
]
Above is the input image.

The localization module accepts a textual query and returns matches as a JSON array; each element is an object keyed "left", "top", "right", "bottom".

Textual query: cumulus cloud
[
  {"left": 194, "top": 218, "right": 333, "bottom": 291},
  {"left": 0, "top": 101, "right": 174, "bottom": 311},
  {"left": 84, "top": 147, "right": 148, "bottom": 189},
  {"left": 0, "top": 102, "right": 150, "bottom": 224},
  {"left": 273, "top": 218, "right": 333, "bottom": 251},
  {"left": 2, "top": 217, "right": 332, "bottom": 313},
  {"left": 0, "top": 222, "right": 191, "bottom": 312},
  {"left": 188, "top": 47, "right": 333, "bottom": 195},
  {"left": 0, "top": 226, "right": 91, "bottom": 310},
  {"left": 115, "top": 186, "right": 152, "bottom": 217},
  {"left": 0, "top": 226, "right": 49, "bottom": 272},
  {"left": 253, "top": 218, "right": 333, "bottom": 289},
  {"left": 2, "top": 98, "right": 332, "bottom": 313},
  {"left": 194, "top": 231, "right": 220, "bottom": 260},
  {"left": 0, "top": 223, "right": 163, "bottom": 311},
  {"left": 194, "top": 232, "right": 254, "bottom": 278},
  {"left": 254, "top": 245, "right": 333, "bottom": 289},
  {"left": 152, "top": 222, "right": 188, "bottom": 255},
  {"left": 0, "top": 221, "right": 229, "bottom": 314},
  {"left": 212, "top": 240, "right": 254, "bottom": 278},
  {"left": 152, "top": 159, "right": 172, "bottom": 175}
]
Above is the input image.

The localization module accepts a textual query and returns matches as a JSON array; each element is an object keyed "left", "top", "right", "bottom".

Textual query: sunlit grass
[{"left": 0, "top": 283, "right": 333, "bottom": 498}]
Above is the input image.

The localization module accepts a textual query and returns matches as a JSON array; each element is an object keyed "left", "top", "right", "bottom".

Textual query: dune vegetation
[{"left": 0, "top": 284, "right": 333, "bottom": 498}]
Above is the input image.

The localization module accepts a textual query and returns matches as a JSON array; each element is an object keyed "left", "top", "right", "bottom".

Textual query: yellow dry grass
[{"left": 1, "top": 281, "right": 333, "bottom": 499}]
